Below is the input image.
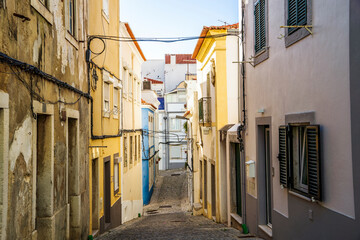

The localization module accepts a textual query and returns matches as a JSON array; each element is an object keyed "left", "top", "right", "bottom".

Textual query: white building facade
[{"left": 238, "top": 0, "right": 360, "bottom": 239}]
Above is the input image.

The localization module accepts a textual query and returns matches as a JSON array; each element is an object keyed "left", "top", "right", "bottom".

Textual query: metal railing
[{"left": 199, "top": 97, "right": 211, "bottom": 124}]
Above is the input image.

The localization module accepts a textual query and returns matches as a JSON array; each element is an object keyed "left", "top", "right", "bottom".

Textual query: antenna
[{"left": 218, "top": 19, "right": 228, "bottom": 26}]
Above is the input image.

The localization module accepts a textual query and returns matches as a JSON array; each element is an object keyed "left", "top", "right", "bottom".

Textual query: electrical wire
[{"left": 88, "top": 33, "right": 239, "bottom": 43}]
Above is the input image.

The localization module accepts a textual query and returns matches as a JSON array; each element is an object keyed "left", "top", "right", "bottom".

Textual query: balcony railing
[{"left": 199, "top": 97, "right": 211, "bottom": 124}]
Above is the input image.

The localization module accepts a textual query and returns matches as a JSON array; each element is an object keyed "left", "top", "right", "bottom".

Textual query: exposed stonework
[{"left": 0, "top": 0, "right": 90, "bottom": 239}]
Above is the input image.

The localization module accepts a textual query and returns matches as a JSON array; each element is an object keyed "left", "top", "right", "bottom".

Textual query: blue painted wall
[{"left": 142, "top": 107, "right": 156, "bottom": 205}]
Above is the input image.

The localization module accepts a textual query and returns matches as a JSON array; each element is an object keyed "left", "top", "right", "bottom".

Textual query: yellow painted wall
[
  {"left": 194, "top": 29, "right": 229, "bottom": 221},
  {"left": 88, "top": 0, "right": 121, "bottom": 234}
]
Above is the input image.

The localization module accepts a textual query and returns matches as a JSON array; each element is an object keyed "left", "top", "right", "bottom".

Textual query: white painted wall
[
  {"left": 164, "top": 63, "right": 196, "bottom": 92},
  {"left": 243, "top": 0, "right": 353, "bottom": 218},
  {"left": 141, "top": 60, "right": 165, "bottom": 82},
  {"left": 158, "top": 111, "right": 166, "bottom": 170}
]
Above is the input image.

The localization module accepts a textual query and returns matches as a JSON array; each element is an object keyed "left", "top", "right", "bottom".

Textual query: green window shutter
[
  {"left": 306, "top": 125, "right": 321, "bottom": 201},
  {"left": 288, "top": 0, "right": 307, "bottom": 34},
  {"left": 254, "top": 0, "right": 266, "bottom": 53},
  {"left": 199, "top": 99, "right": 203, "bottom": 123},
  {"left": 278, "top": 126, "right": 289, "bottom": 188}
]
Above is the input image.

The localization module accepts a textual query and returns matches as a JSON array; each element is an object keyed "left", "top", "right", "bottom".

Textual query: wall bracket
[{"left": 280, "top": 25, "right": 313, "bottom": 35}]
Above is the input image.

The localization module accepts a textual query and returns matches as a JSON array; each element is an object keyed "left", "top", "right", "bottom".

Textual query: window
[
  {"left": 39, "top": 0, "right": 49, "bottom": 8},
  {"left": 103, "top": 82, "right": 110, "bottom": 117},
  {"left": 30, "top": 0, "right": 53, "bottom": 24},
  {"left": 178, "top": 93, "right": 186, "bottom": 103},
  {"left": 135, "top": 136, "right": 137, "bottom": 163},
  {"left": 138, "top": 82, "right": 141, "bottom": 102},
  {"left": 138, "top": 136, "right": 141, "bottom": 161},
  {"left": 130, "top": 136, "right": 133, "bottom": 165},
  {"left": 278, "top": 124, "right": 321, "bottom": 200},
  {"left": 134, "top": 78, "right": 137, "bottom": 102},
  {"left": 67, "top": 0, "right": 76, "bottom": 36},
  {"left": 102, "top": 0, "right": 109, "bottom": 18},
  {"left": 122, "top": 68, "right": 128, "bottom": 96},
  {"left": 291, "top": 126, "right": 308, "bottom": 192},
  {"left": 254, "top": 0, "right": 266, "bottom": 54},
  {"left": 123, "top": 136, "right": 128, "bottom": 168},
  {"left": 170, "top": 118, "right": 180, "bottom": 131},
  {"left": 128, "top": 73, "right": 133, "bottom": 97},
  {"left": 114, "top": 154, "right": 119, "bottom": 194},
  {"left": 287, "top": 0, "right": 307, "bottom": 35},
  {"left": 113, "top": 87, "right": 119, "bottom": 118},
  {"left": 284, "top": 0, "right": 312, "bottom": 47}
]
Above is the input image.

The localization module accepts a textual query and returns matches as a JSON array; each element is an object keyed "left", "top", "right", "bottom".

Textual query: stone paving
[{"left": 97, "top": 169, "right": 262, "bottom": 240}]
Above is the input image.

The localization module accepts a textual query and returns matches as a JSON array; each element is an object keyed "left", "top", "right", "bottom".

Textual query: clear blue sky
[{"left": 120, "top": 0, "right": 238, "bottom": 60}]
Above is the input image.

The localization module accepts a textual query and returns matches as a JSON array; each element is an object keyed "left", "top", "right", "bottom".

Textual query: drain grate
[
  {"left": 159, "top": 205, "right": 172, "bottom": 208},
  {"left": 146, "top": 209, "right": 158, "bottom": 213},
  {"left": 171, "top": 174, "right": 181, "bottom": 176}
]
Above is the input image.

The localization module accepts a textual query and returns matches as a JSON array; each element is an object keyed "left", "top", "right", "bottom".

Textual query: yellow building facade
[
  {"left": 119, "top": 22, "right": 145, "bottom": 224},
  {"left": 88, "top": 0, "right": 122, "bottom": 236},
  {"left": 192, "top": 24, "right": 239, "bottom": 224}
]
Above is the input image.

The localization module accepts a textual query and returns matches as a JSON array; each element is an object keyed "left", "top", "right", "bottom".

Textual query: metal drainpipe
[
  {"left": 237, "top": 27, "right": 241, "bottom": 124},
  {"left": 240, "top": 0, "right": 247, "bottom": 226}
]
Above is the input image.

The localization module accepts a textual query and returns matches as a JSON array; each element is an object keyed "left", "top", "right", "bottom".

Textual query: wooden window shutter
[
  {"left": 254, "top": 0, "right": 266, "bottom": 53},
  {"left": 278, "top": 125, "right": 289, "bottom": 188},
  {"left": 306, "top": 125, "right": 321, "bottom": 201},
  {"left": 288, "top": 0, "right": 307, "bottom": 34}
]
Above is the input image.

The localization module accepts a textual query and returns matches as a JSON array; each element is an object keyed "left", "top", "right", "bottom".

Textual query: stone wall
[{"left": 0, "top": 0, "right": 89, "bottom": 239}]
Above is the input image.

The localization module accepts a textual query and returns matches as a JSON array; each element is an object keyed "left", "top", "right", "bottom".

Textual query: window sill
[
  {"left": 289, "top": 190, "right": 312, "bottom": 202},
  {"left": 258, "top": 225, "right": 272, "bottom": 237},
  {"left": 285, "top": 27, "right": 311, "bottom": 48},
  {"left": 254, "top": 47, "right": 269, "bottom": 66},
  {"left": 65, "top": 31, "right": 79, "bottom": 50},
  {"left": 30, "top": 0, "right": 53, "bottom": 25},
  {"left": 103, "top": 112, "right": 110, "bottom": 118}
]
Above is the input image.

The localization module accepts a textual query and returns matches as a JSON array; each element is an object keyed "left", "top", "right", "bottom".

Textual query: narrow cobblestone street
[{"left": 97, "top": 169, "right": 261, "bottom": 240}]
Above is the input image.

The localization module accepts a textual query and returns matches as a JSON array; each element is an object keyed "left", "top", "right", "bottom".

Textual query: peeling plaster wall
[{"left": 0, "top": 0, "right": 90, "bottom": 239}]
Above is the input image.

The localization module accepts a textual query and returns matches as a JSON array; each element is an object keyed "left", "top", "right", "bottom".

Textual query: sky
[{"left": 120, "top": 0, "right": 239, "bottom": 60}]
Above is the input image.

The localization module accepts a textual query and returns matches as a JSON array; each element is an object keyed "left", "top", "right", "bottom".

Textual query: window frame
[
  {"left": 39, "top": 0, "right": 49, "bottom": 9},
  {"left": 103, "top": 81, "right": 111, "bottom": 118},
  {"left": 138, "top": 136, "right": 141, "bottom": 161},
  {"left": 30, "top": 0, "right": 53, "bottom": 25},
  {"left": 289, "top": 124, "right": 309, "bottom": 194},
  {"left": 113, "top": 87, "right": 119, "bottom": 119},
  {"left": 278, "top": 120, "right": 321, "bottom": 201},
  {"left": 130, "top": 136, "right": 133, "bottom": 165},
  {"left": 67, "top": 0, "right": 76, "bottom": 37},
  {"left": 253, "top": 0, "right": 269, "bottom": 66},
  {"left": 122, "top": 67, "right": 128, "bottom": 97},
  {"left": 123, "top": 136, "right": 128, "bottom": 169},
  {"left": 128, "top": 72, "right": 133, "bottom": 99},
  {"left": 113, "top": 153, "right": 120, "bottom": 194},
  {"left": 102, "top": 0, "right": 109, "bottom": 20},
  {"left": 284, "top": 0, "right": 312, "bottom": 47}
]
